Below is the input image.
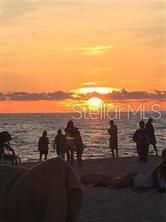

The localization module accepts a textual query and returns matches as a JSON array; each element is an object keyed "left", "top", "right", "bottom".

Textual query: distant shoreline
[{"left": 0, "top": 111, "right": 166, "bottom": 115}]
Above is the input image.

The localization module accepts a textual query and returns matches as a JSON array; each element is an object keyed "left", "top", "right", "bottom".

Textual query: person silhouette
[
  {"left": 65, "top": 121, "right": 76, "bottom": 166},
  {"left": 108, "top": 120, "right": 118, "bottom": 158},
  {"left": 74, "top": 127, "right": 84, "bottom": 167},
  {"left": 53, "top": 129, "right": 66, "bottom": 159},
  {"left": 133, "top": 121, "right": 149, "bottom": 162},
  {"left": 38, "top": 130, "right": 49, "bottom": 161},
  {"left": 65, "top": 120, "right": 84, "bottom": 166},
  {"left": 146, "top": 118, "right": 158, "bottom": 156}
]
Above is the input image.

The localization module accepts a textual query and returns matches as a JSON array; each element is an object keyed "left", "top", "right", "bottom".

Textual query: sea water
[{"left": 0, "top": 112, "right": 165, "bottom": 161}]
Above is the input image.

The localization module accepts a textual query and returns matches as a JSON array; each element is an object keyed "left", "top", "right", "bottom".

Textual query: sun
[{"left": 87, "top": 97, "right": 103, "bottom": 109}]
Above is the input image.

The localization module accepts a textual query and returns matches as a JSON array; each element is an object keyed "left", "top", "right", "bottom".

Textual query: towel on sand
[{"left": 0, "top": 158, "right": 83, "bottom": 222}]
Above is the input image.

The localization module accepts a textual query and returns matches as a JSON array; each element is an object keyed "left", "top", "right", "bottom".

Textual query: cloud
[
  {"left": 130, "top": 1, "right": 165, "bottom": 47},
  {"left": 0, "top": 0, "right": 37, "bottom": 24},
  {"left": 67, "top": 45, "right": 112, "bottom": 56},
  {"left": 1, "top": 91, "right": 72, "bottom": 101},
  {"left": 0, "top": 0, "right": 85, "bottom": 24},
  {"left": 105, "top": 89, "right": 166, "bottom": 101},
  {"left": 0, "top": 93, "right": 6, "bottom": 101},
  {"left": 0, "top": 89, "right": 165, "bottom": 102},
  {"left": 81, "top": 82, "right": 97, "bottom": 86},
  {"left": 133, "top": 24, "right": 165, "bottom": 47},
  {"left": 148, "top": 0, "right": 166, "bottom": 9},
  {"left": 75, "top": 88, "right": 166, "bottom": 102}
]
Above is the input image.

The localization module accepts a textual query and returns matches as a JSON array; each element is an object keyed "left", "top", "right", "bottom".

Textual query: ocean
[{"left": 0, "top": 112, "right": 165, "bottom": 162}]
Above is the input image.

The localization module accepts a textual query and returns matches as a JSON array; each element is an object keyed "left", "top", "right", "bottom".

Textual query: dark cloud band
[
  {"left": 0, "top": 89, "right": 165, "bottom": 101},
  {"left": 0, "top": 91, "right": 72, "bottom": 101}
]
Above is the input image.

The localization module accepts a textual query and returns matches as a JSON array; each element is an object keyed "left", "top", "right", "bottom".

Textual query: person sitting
[
  {"left": 0, "top": 131, "right": 20, "bottom": 165},
  {"left": 0, "top": 131, "right": 12, "bottom": 161},
  {"left": 146, "top": 148, "right": 166, "bottom": 191},
  {"left": 133, "top": 149, "right": 165, "bottom": 192},
  {"left": 81, "top": 149, "right": 166, "bottom": 192}
]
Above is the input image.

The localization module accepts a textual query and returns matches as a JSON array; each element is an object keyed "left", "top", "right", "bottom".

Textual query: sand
[
  {"left": 73, "top": 156, "right": 165, "bottom": 222},
  {"left": 6, "top": 156, "right": 166, "bottom": 222}
]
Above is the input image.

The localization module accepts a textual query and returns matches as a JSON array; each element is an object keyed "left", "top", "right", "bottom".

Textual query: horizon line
[{"left": 0, "top": 111, "right": 165, "bottom": 115}]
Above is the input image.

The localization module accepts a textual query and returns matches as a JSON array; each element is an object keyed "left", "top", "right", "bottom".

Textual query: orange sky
[{"left": 0, "top": 0, "right": 165, "bottom": 112}]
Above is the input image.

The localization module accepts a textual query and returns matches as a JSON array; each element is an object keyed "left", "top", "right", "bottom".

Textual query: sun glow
[
  {"left": 87, "top": 97, "right": 103, "bottom": 109},
  {"left": 73, "top": 87, "right": 118, "bottom": 95}
]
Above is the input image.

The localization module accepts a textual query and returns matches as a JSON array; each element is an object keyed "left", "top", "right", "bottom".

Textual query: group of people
[
  {"left": 108, "top": 118, "right": 158, "bottom": 162},
  {"left": 38, "top": 117, "right": 158, "bottom": 166},
  {"left": 133, "top": 118, "right": 158, "bottom": 162},
  {"left": 38, "top": 120, "right": 84, "bottom": 166}
]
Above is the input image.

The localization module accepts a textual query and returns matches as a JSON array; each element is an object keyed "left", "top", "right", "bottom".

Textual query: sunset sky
[{"left": 0, "top": 0, "right": 165, "bottom": 113}]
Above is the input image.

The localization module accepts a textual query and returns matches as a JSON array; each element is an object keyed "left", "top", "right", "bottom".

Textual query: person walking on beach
[
  {"left": 53, "top": 129, "right": 66, "bottom": 159},
  {"left": 146, "top": 118, "right": 158, "bottom": 156},
  {"left": 108, "top": 120, "right": 118, "bottom": 158},
  {"left": 133, "top": 121, "right": 149, "bottom": 163},
  {"left": 38, "top": 130, "right": 49, "bottom": 161}
]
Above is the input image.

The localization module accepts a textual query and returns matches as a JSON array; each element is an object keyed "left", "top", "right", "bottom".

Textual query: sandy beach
[
  {"left": 2, "top": 156, "right": 165, "bottom": 222},
  {"left": 20, "top": 156, "right": 165, "bottom": 222},
  {"left": 73, "top": 156, "right": 165, "bottom": 222}
]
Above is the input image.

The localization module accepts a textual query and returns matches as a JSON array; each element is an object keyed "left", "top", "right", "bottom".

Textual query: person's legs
[
  {"left": 66, "top": 149, "right": 70, "bottom": 163},
  {"left": 67, "top": 140, "right": 76, "bottom": 166},
  {"left": 77, "top": 150, "right": 83, "bottom": 167},
  {"left": 139, "top": 154, "right": 143, "bottom": 162},
  {"left": 39, "top": 151, "right": 43, "bottom": 161},
  {"left": 70, "top": 149, "right": 74, "bottom": 166},
  {"left": 59, "top": 146, "right": 65, "bottom": 159},
  {"left": 115, "top": 148, "right": 119, "bottom": 157},
  {"left": 59, "top": 151, "right": 65, "bottom": 159},
  {"left": 44, "top": 154, "right": 47, "bottom": 160},
  {"left": 153, "top": 144, "right": 158, "bottom": 157},
  {"left": 65, "top": 142, "right": 71, "bottom": 163},
  {"left": 61, "top": 153, "right": 65, "bottom": 159},
  {"left": 39, "top": 153, "right": 42, "bottom": 161},
  {"left": 143, "top": 145, "right": 149, "bottom": 163},
  {"left": 111, "top": 148, "right": 115, "bottom": 159},
  {"left": 61, "top": 146, "right": 66, "bottom": 160},
  {"left": 56, "top": 147, "right": 60, "bottom": 156},
  {"left": 143, "top": 154, "right": 148, "bottom": 163},
  {"left": 137, "top": 145, "right": 142, "bottom": 162},
  {"left": 138, "top": 150, "right": 143, "bottom": 162}
]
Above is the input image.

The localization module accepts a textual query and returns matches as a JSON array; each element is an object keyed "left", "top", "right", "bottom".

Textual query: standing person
[
  {"left": 133, "top": 121, "right": 149, "bottom": 163},
  {"left": 108, "top": 120, "right": 118, "bottom": 158},
  {"left": 146, "top": 118, "right": 158, "bottom": 156},
  {"left": 53, "top": 129, "right": 66, "bottom": 159},
  {"left": 75, "top": 129, "right": 84, "bottom": 167},
  {"left": 38, "top": 130, "right": 49, "bottom": 161},
  {"left": 65, "top": 120, "right": 76, "bottom": 166},
  {"left": 65, "top": 120, "right": 84, "bottom": 166}
]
